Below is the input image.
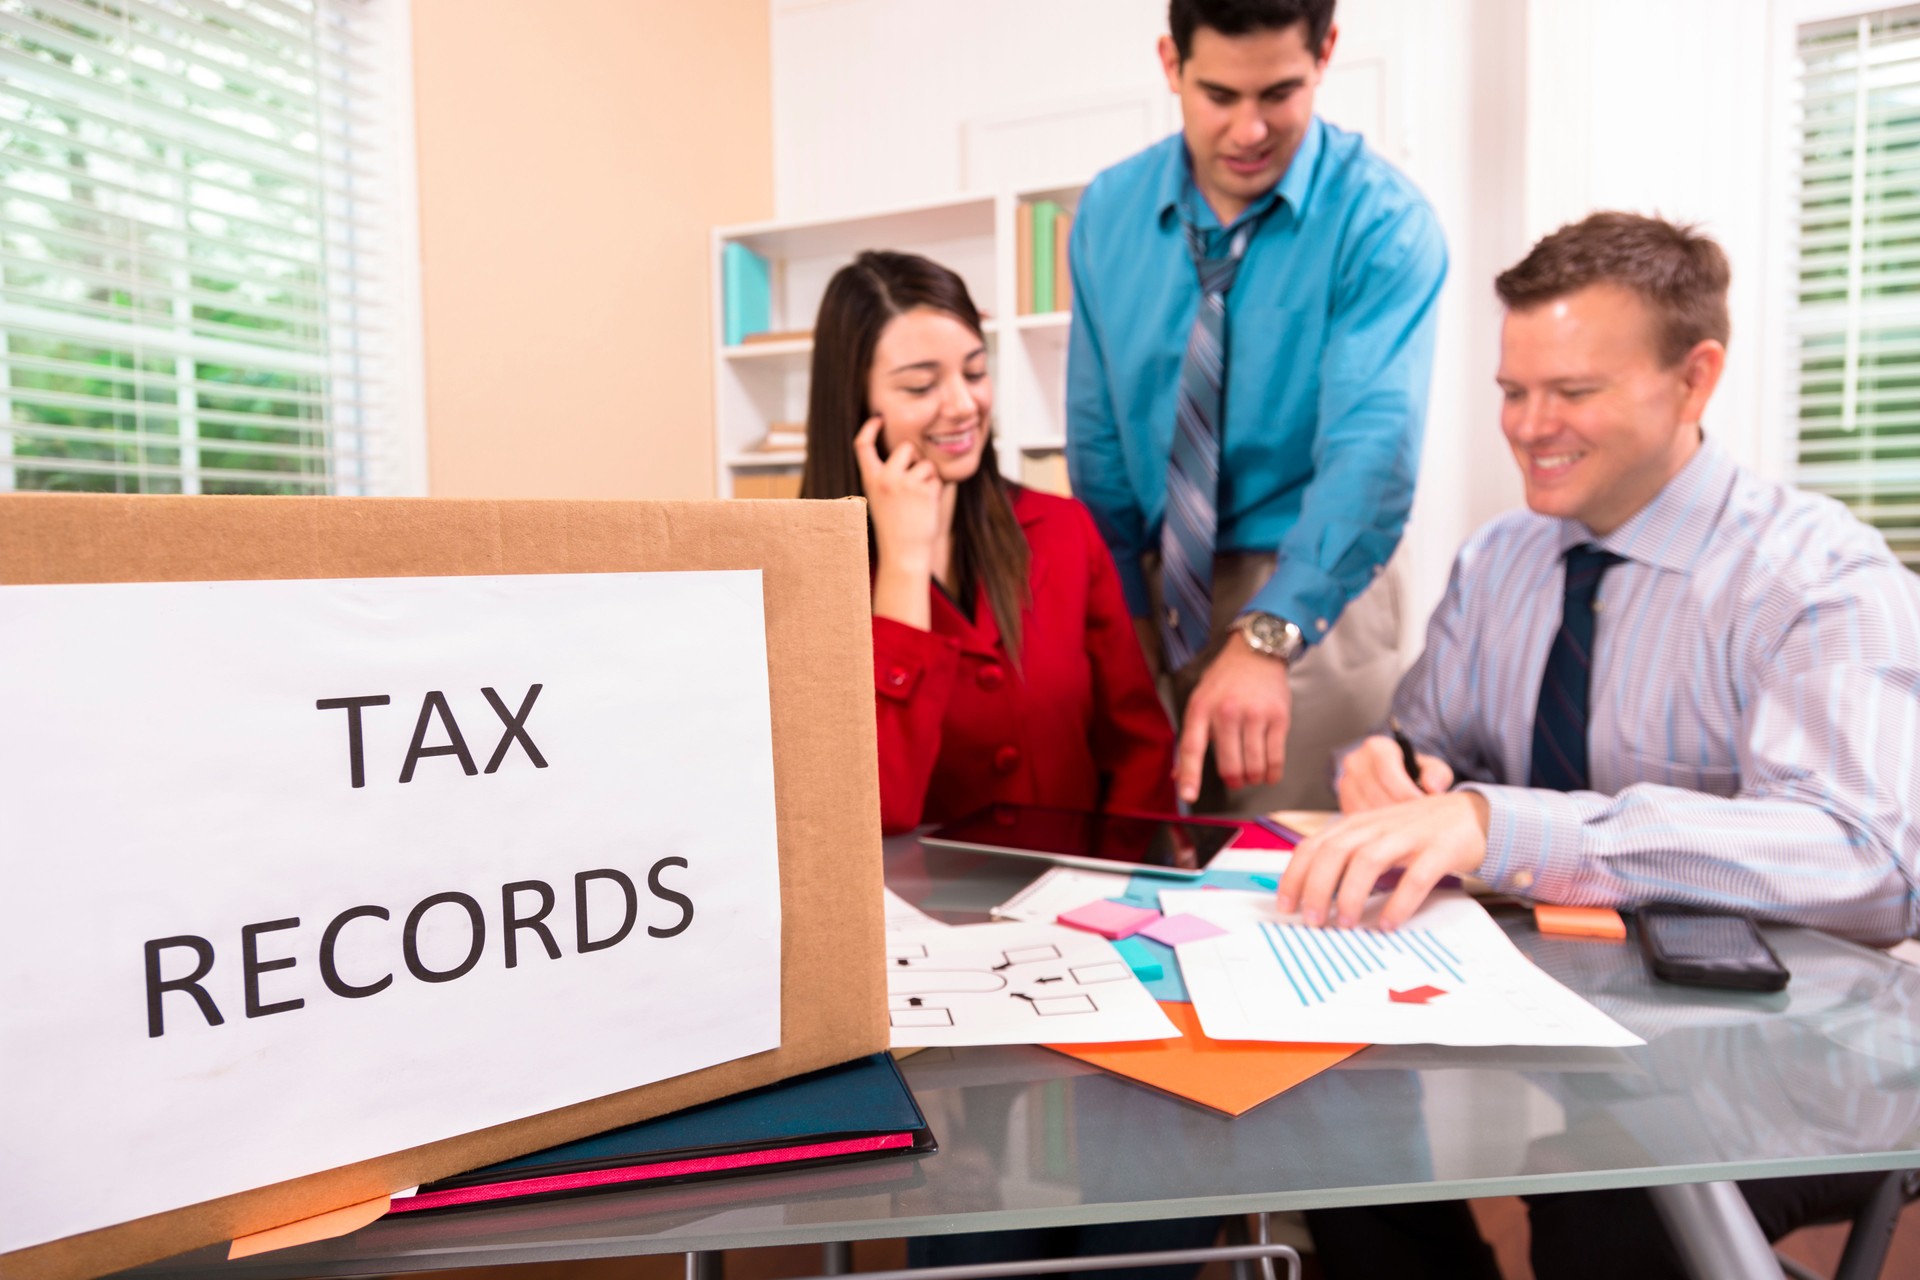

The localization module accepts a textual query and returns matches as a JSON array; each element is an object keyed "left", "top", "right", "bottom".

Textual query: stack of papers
[{"left": 876, "top": 848, "right": 1640, "bottom": 1120}]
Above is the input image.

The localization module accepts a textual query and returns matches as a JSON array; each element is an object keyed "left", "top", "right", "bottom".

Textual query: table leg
[
  {"left": 823, "top": 1242, "right": 854, "bottom": 1275},
  {"left": 685, "top": 1250, "right": 724, "bottom": 1280},
  {"left": 1647, "top": 1181, "right": 1785, "bottom": 1279}
]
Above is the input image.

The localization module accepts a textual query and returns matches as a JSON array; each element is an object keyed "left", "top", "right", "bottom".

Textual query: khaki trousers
[{"left": 1143, "top": 550, "right": 1405, "bottom": 815}]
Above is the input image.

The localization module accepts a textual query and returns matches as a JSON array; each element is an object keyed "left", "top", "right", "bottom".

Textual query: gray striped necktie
[{"left": 1162, "top": 217, "right": 1262, "bottom": 670}]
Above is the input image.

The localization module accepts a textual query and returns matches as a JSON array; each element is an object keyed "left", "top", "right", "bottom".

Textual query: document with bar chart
[{"left": 1159, "top": 890, "right": 1642, "bottom": 1048}]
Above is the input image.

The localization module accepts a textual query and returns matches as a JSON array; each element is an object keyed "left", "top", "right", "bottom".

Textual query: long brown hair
[{"left": 800, "top": 250, "right": 1031, "bottom": 660}]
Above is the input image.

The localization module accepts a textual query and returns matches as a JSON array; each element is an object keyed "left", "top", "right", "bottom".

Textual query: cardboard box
[{"left": 0, "top": 494, "right": 888, "bottom": 1280}]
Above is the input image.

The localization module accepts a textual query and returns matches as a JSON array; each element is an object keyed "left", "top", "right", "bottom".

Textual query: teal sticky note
[
  {"left": 1127, "top": 959, "right": 1164, "bottom": 982},
  {"left": 1114, "top": 933, "right": 1187, "bottom": 1001},
  {"left": 1125, "top": 868, "right": 1277, "bottom": 904}
]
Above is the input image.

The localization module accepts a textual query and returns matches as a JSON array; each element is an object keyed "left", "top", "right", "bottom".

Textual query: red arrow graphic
[{"left": 1389, "top": 985, "right": 1448, "bottom": 1005}]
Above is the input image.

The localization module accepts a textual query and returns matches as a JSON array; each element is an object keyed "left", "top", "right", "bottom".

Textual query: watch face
[{"left": 1244, "top": 613, "right": 1299, "bottom": 659}]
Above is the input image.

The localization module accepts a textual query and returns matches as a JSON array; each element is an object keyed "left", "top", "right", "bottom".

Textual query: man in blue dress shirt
[
  {"left": 1067, "top": 0, "right": 1446, "bottom": 814},
  {"left": 1283, "top": 212, "right": 1919, "bottom": 1278}
]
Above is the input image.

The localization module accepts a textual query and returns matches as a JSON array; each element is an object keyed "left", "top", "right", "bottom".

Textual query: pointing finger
[{"left": 1174, "top": 705, "right": 1211, "bottom": 806}]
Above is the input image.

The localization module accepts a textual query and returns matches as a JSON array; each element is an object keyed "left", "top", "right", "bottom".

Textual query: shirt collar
[
  {"left": 1155, "top": 116, "right": 1325, "bottom": 231},
  {"left": 1554, "top": 435, "right": 1738, "bottom": 573}
]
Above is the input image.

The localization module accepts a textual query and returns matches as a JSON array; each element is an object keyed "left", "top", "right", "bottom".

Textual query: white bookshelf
[{"left": 711, "top": 181, "right": 1086, "bottom": 498}]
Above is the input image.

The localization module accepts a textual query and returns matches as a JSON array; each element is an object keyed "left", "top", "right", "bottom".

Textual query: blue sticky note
[
  {"left": 1125, "top": 868, "right": 1278, "bottom": 902},
  {"left": 1114, "top": 933, "right": 1187, "bottom": 1001}
]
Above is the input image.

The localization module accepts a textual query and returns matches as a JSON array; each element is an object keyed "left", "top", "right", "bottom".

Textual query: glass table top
[{"left": 124, "top": 835, "right": 1920, "bottom": 1277}]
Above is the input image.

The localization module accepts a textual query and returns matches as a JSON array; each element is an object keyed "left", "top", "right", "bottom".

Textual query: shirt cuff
[
  {"left": 1245, "top": 559, "right": 1351, "bottom": 646},
  {"left": 1456, "top": 783, "right": 1594, "bottom": 899}
]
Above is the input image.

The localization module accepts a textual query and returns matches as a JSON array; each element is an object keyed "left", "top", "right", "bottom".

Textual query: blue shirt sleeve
[
  {"left": 1065, "top": 195, "right": 1153, "bottom": 618},
  {"left": 1247, "top": 200, "right": 1447, "bottom": 638}
]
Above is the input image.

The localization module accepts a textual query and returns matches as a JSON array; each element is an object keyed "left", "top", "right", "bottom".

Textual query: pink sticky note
[
  {"left": 1057, "top": 899, "right": 1159, "bottom": 940},
  {"left": 1139, "top": 913, "right": 1228, "bottom": 947}
]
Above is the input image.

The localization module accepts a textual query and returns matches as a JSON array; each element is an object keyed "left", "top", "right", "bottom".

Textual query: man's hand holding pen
[
  {"left": 1336, "top": 724, "right": 1455, "bottom": 813},
  {"left": 1277, "top": 725, "right": 1488, "bottom": 931}
]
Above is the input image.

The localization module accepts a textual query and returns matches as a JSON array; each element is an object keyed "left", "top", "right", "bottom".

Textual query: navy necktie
[
  {"left": 1529, "top": 544, "right": 1624, "bottom": 792},
  {"left": 1161, "top": 212, "right": 1265, "bottom": 671}
]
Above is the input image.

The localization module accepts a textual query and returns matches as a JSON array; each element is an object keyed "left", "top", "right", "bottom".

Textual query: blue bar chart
[{"left": 1259, "top": 923, "right": 1465, "bottom": 1007}]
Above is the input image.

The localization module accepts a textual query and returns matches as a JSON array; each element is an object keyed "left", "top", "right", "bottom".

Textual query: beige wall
[{"left": 411, "top": 0, "right": 771, "bottom": 499}]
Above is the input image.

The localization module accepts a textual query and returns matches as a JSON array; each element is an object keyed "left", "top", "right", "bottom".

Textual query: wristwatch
[{"left": 1231, "top": 612, "right": 1306, "bottom": 664}]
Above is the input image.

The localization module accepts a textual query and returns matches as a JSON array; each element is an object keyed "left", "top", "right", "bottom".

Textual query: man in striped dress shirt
[{"left": 1284, "top": 212, "right": 1920, "bottom": 1278}]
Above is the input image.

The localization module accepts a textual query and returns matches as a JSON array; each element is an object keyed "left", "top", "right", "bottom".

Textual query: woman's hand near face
[{"left": 857, "top": 415, "right": 943, "bottom": 630}]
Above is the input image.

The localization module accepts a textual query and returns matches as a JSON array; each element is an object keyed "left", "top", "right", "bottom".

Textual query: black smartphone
[{"left": 1636, "top": 906, "right": 1790, "bottom": 992}]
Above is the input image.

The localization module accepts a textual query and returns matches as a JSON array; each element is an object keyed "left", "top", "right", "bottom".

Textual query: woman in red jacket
[{"left": 800, "top": 251, "right": 1175, "bottom": 834}]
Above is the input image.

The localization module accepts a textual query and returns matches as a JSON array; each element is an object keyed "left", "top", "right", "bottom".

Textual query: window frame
[
  {"left": 1763, "top": 0, "right": 1920, "bottom": 568},
  {"left": 0, "top": 0, "right": 427, "bottom": 497}
]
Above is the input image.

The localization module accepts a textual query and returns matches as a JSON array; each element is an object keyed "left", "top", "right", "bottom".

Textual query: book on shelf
[
  {"left": 1017, "top": 200, "right": 1073, "bottom": 316},
  {"left": 752, "top": 423, "right": 808, "bottom": 452},
  {"left": 738, "top": 328, "right": 812, "bottom": 347},
  {"left": 1031, "top": 199, "right": 1059, "bottom": 313},
  {"left": 722, "top": 242, "right": 772, "bottom": 345},
  {"left": 1053, "top": 206, "right": 1073, "bottom": 313},
  {"left": 1016, "top": 202, "right": 1035, "bottom": 316}
]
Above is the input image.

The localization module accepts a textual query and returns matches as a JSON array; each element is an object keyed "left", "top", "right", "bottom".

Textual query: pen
[
  {"left": 1252, "top": 814, "right": 1302, "bottom": 847},
  {"left": 1389, "top": 717, "right": 1421, "bottom": 786}
]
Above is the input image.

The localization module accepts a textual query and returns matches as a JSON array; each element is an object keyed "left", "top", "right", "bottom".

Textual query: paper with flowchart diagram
[
  {"left": 886, "top": 921, "right": 1179, "bottom": 1047},
  {"left": 1160, "top": 889, "right": 1642, "bottom": 1048}
]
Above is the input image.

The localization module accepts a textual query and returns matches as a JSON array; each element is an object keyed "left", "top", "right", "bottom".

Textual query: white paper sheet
[
  {"left": 1203, "top": 848, "right": 1296, "bottom": 874},
  {"left": 886, "top": 921, "right": 1179, "bottom": 1046},
  {"left": 0, "top": 572, "right": 784, "bottom": 1255},
  {"left": 1161, "top": 889, "right": 1642, "bottom": 1048},
  {"left": 989, "top": 867, "right": 1135, "bottom": 922},
  {"left": 884, "top": 887, "right": 946, "bottom": 932}
]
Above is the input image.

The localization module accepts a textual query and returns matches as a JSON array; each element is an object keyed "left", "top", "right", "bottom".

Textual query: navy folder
[{"left": 391, "top": 1052, "right": 934, "bottom": 1212}]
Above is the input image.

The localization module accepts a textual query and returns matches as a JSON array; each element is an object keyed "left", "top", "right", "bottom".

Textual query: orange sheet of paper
[
  {"left": 1534, "top": 904, "right": 1627, "bottom": 940},
  {"left": 227, "top": 1195, "right": 389, "bottom": 1259},
  {"left": 1046, "top": 1001, "right": 1362, "bottom": 1116}
]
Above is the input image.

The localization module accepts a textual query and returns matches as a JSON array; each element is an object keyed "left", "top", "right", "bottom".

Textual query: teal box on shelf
[{"left": 723, "top": 241, "right": 772, "bottom": 346}]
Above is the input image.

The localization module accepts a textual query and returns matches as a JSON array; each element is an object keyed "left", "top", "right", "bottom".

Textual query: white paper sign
[{"left": 0, "top": 572, "right": 784, "bottom": 1254}]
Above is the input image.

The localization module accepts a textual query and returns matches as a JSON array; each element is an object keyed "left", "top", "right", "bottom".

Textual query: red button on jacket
[
  {"left": 869, "top": 488, "right": 1175, "bottom": 834},
  {"left": 993, "top": 745, "right": 1021, "bottom": 773}
]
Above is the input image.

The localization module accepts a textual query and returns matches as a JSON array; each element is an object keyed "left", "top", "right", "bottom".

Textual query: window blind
[
  {"left": 0, "top": 0, "right": 401, "bottom": 495},
  {"left": 1792, "top": 7, "right": 1920, "bottom": 571}
]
